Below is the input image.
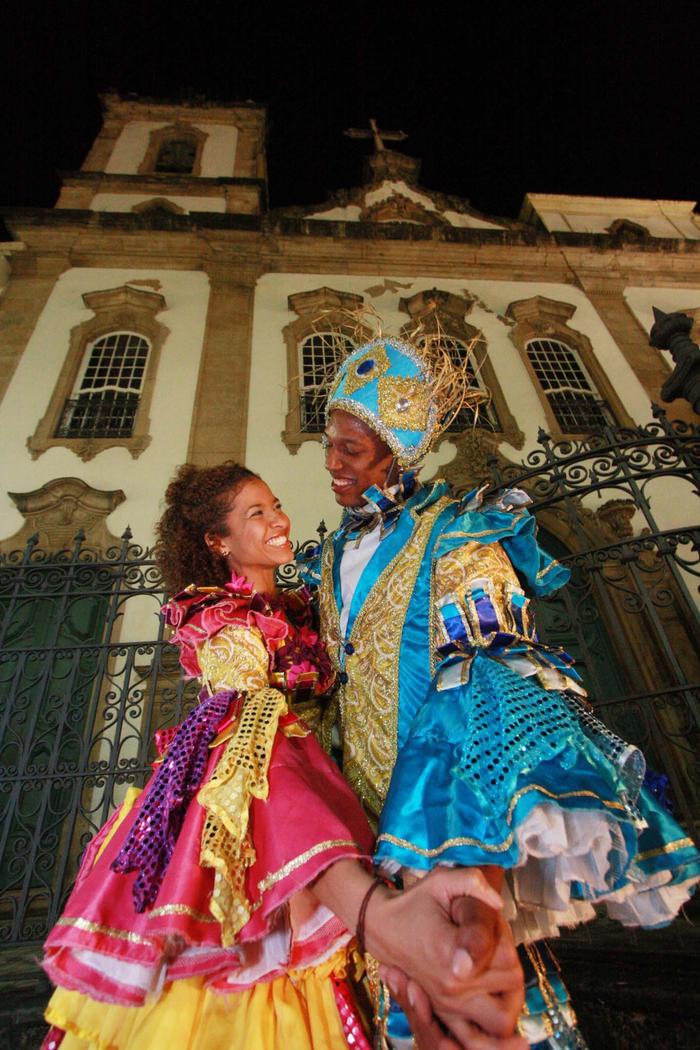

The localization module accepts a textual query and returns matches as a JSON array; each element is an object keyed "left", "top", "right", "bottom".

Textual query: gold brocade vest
[{"left": 318, "top": 497, "right": 452, "bottom": 823}]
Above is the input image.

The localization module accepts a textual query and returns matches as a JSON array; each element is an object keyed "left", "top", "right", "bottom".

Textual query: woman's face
[{"left": 207, "top": 478, "right": 293, "bottom": 577}]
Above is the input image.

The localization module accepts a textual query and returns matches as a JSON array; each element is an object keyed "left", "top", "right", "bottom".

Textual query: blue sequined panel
[{"left": 446, "top": 656, "right": 584, "bottom": 808}]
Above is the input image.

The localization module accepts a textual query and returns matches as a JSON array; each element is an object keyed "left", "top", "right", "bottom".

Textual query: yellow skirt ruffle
[{"left": 45, "top": 950, "right": 353, "bottom": 1050}]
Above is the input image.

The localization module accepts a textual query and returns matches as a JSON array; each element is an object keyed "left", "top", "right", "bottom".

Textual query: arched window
[
  {"left": 154, "top": 137, "right": 198, "bottom": 174},
  {"left": 420, "top": 334, "right": 500, "bottom": 432},
  {"left": 525, "top": 337, "right": 609, "bottom": 433},
  {"left": 55, "top": 332, "right": 150, "bottom": 439},
  {"left": 505, "top": 296, "right": 632, "bottom": 437},
  {"left": 299, "top": 330, "right": 354, "bottom": 432},
  {"left": 399, "top": 289, "right": 522, "bottom": 450},
  {"left": 282, "top": 287, "right": 366, "bottom": 453}
]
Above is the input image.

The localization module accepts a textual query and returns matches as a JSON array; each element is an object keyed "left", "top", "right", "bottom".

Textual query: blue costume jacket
[{"left": 301, "top": 479, "right": 699, "bottom": 942}]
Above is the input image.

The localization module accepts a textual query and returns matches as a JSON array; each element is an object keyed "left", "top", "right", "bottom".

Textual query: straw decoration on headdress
[{"left": 320, "top": 303, "right": 491, "bottom": 466}]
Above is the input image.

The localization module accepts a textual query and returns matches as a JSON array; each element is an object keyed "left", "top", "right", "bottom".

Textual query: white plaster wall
[
  {"left": 90, "top": 193, "right": 226, "bottom": 213},
  {"left": 197, "top": 124, "right": 238, "bottom": 177},
  {"left": 536, "top": 202, "right": 699, "bottom": 240},
  {"left": 442, "top": 210, "right": 506, "bottom": 230},
  {"left": 622, "top": 284, "right": 700, "bottom": 543},
  {"left": 0, "top": 267, "right": 210, "bottom": 547},
  {"left": 247, "top": 274, "right": 654, "bottom": 542},
  {"left": 105, "top": 122, "right": 237, "bottom": 177},
  {"left": 624, "top": 286, "right": 700, "bottom": 337},
  {"left": 308, "top": 204, "right": 363, "bottom": 221},
  {"left": 106, "top": 122, "right": 169, "bottom": 173}
]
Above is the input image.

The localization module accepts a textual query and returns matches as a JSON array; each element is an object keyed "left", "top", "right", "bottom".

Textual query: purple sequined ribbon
[{"left": 111, "top": 688, "right": 237, "bottom": 912}]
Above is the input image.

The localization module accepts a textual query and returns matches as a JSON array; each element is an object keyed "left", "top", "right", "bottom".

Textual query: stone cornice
[
  {"left": 100, "top": 92, "right": 266, "bottom": 126},
  {"left": 6, "top": 206, "right": 700, "bottom": 256},
  {"left": 59, "top": 171, "right": 266, "bottom": 192},
  {"left": 4, "top": 209, "right": 700, "bottom": 288}
]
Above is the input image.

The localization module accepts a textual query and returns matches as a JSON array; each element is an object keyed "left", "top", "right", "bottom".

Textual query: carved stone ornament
[
  {"left": 360, "top": 193, "right": 446, "bottom": 226},
  {"left": 1, "top": 477, "right": 126, "bottom": 553},
  {"left": 435, "top": 429, "right": 501, "bottom": 491},
  {"left": 596, "top": 499, "right": 637, "bottom": 540}
]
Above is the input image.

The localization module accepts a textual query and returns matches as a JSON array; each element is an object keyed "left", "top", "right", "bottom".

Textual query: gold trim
[
  {"left": 377, "top": 830, "right": 516, "bottom": 856},
  {"left": 56, "top": 916, "right": 155, "bottom": 945},
  {"left": 378, "top": 785, "right": 630, "bottom": 858},
  {"left": 148, "top": 904, "right": 217, "bottom": 923},
  {"left": 536, "top": 560, "right": 560, "bottom": 581},
  {"left": 636, "top": 837, "right": 695, "bottom": 861},
  {"left": 439, "top": 527, "right": 512, "bottom": 542},
  {"left": 257, "top": 839, "right": 360, "bottom": 894},
  {"left": 506, "top": 784, "right": 627, "bottom": 824}
]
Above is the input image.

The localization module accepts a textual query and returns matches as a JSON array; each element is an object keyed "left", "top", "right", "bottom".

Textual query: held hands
[
  {"left": 364, "top": 868, "right": 526, "bottom": 1050},
  {"left": 380, "top": 916, "right": 527, "bottom": 1050},
  {"left": 311, "top": 860, "right": 525, "bottom": 1048}
]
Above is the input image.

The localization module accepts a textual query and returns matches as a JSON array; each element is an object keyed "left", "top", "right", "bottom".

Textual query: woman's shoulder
[
  {"left": 162, "top": 581, "right": 253, "bottom": 633},
  {"left": 161, "top": 579, "right": 259, "bottom": 679}
]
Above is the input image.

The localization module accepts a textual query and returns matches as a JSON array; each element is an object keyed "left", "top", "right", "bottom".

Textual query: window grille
[
  {"left": 155, "top": 138, "right": 197, "bottom": 174},
  {"left": 299, "top": 331, "right": 354, "bottom": 432},
  {"left": 55, "top": 332, "right": 150, "bottom": 439},
  {"left": 419, "top": 336, "right": 499, "bottom": 432},
  {"left": 526, "top": 338, "right": 610, "bottom": 433}
]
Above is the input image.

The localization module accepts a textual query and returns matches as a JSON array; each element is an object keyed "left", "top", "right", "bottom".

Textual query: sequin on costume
[
  {"left": 111, "top": 687, "right": 236, "bottom": 912},
  {"left": 41, "top": 577, "right": 374, "bottom": 1049},
  {"left": 300, "top": 474, "right": 700, "bottom": 1048}
]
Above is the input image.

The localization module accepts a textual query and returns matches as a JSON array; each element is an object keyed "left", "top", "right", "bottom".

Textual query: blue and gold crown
[{"left": 327, "top": 337, "right": 439, "bottom": 466}]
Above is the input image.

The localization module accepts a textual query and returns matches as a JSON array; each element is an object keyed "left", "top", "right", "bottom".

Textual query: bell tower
[{"left": 54, "top": 93, "right": 267, "bottom": 217}]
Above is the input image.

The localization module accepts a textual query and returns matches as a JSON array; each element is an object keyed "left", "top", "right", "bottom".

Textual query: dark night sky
[{"left": 2, "top": 0, "right": 698, "bottom": 222}]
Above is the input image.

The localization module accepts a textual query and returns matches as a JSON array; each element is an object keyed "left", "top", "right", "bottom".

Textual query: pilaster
[
  {"left": 573, "top": 273, "right": 696, "bottom": 424},
  {"left": 0, "top": 247, "right": 70, "bottom": 408},
  {"left": 186, "top": 261, "right": 263, "bottom": 465}
]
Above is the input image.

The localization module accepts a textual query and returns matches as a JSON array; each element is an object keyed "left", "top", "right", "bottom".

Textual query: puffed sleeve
[
  {"left": 375, "top": 503, "right": 700, "bottom": 941},
  {"left": 198, "top": 623, "right": 270, "bottom": 694},
  {"left": 194, "top": 620, "right": 374, "bottom": 954},
  {"left": 432, "top": 538, "right": 584, "bottom": 694}
]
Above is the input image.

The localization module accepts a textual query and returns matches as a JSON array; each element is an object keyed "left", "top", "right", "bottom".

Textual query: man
[{"left": 302, "top": 333, "right": 698, "bottom": 1048}]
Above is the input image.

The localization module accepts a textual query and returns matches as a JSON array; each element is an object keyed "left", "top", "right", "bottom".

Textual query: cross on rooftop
[{"left": 344, "top": 118, "right": 408, "bottom": 153}]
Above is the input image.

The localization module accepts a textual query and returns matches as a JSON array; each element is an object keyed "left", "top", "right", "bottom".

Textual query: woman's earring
[{"left": 220, "top": 548, "right": 230, "bottom": 557}]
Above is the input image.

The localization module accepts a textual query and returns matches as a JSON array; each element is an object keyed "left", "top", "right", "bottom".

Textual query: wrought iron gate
[{"left": 0, "top": 408, "right": 698, "bottom": 952}]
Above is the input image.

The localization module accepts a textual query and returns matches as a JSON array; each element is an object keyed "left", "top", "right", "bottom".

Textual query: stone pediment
[
  {"left": 289, "top": 176, "right": 510, "bottom": 231},
  {"left": 2, "top": 478, "right": 125, "bottom": 553}
]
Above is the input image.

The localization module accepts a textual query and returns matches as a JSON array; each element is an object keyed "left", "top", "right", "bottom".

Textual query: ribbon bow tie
[{"left": 340, "top": 471, "right": 419, "bottom": 544}]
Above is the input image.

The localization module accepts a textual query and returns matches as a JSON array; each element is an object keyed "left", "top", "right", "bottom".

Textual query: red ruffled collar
[{"left": 162, "top": 575, "right": 331, "bottom": 690}]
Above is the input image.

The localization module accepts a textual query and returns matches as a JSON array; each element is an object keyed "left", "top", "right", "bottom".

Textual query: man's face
[{"left": 324, "top": 410, "right": 395, "bottom": 508}]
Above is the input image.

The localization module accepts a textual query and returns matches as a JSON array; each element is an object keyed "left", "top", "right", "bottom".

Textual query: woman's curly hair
[{"left": 154, "top": 462, "right": 258, "bottom": 595}]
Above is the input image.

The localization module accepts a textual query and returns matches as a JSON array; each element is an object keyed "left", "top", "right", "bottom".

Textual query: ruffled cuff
[
  {"left": 375, "top": 654, "right": 700, "bottom": 933},
  {"left": 435, "top": 492, "right": 569, "bottom": 598}
]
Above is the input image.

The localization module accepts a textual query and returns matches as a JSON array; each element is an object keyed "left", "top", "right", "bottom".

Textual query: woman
[{"left": 41, "top": 462, "right": 524, "bottom": 1050}]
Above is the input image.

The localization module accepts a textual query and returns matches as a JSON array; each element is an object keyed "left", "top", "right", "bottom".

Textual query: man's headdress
[{"left": 325, "top": 310, "right": 489, "bottom": 467}]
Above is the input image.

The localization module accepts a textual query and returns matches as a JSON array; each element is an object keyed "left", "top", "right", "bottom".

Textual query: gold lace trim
[
  {"left": 198, "top": 624, "right": 269, "bottom": 694},
  {"left": 198, "top": 686, "right": 287, "bottom": 946}
]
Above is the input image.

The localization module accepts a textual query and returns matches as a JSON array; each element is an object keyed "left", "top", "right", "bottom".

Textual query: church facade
[
  {"left": 1, "top": 93, "right": 699, "bottom": 549},
  {"left": 1, "top": 97, "right": 699, "bottom": 1047}
]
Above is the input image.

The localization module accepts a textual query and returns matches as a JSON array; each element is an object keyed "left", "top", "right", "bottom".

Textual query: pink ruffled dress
[{"left": 41, "top": 577, "right": 374, "bottom": 1049}]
